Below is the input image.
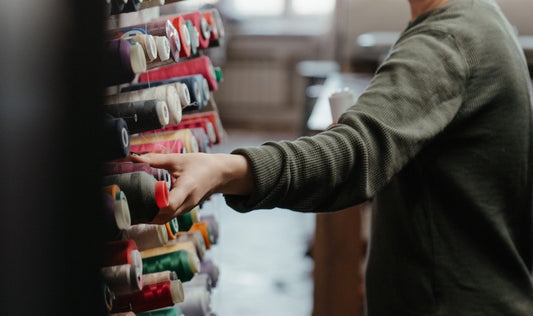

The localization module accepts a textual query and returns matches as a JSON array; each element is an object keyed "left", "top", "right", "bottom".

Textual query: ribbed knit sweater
[{"left": 225, "top": 0, "right": 533, "bottom": 314}]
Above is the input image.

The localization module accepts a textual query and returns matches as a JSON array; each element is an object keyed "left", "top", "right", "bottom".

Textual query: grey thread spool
[
  {"left": 105, "top": 99, "right": 170, "bottom": 134},
  {"left": 102, "top": 171, "right": 169, "bottom": 224}
]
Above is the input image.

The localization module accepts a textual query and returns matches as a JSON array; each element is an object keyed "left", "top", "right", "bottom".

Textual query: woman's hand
[{"left": 131, "top": 152, "right": 253, "bottom": 224}]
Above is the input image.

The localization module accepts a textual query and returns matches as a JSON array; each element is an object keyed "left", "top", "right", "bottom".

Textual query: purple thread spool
[
  {"left": 104, "top": 38, "right": 135, "bottom": 86},
  {"left": 200, "top": 214, "right": 219, "bottom": 245},
  {"left": 199, "top": 259, "right": 219, "bottom": 288}
]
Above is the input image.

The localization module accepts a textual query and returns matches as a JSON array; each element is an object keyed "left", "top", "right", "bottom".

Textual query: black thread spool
[
  {"left": 102, "top": 171, "right": 169, "bottom": 224},
  {"left": 110, "top": 0, "right": 127, "bottom": 15},
  {"left": 105, "top": 99, "right": 170, "bottom": 134},
  {"left": 122, "top": 0, "right": 141, "bottom": 13},
  {"left": 102, "top": 114, "right": 130, "bottom": 161}
]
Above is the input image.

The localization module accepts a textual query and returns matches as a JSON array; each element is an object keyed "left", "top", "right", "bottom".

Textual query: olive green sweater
[{"left": 225, "top": 0, "right": 533, "bottom": 314}]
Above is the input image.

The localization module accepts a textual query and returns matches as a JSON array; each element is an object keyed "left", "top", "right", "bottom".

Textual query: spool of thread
[
  {"left": 164, "top": 15, "right": 191, "bottom": 58},
  {"left": 168, "top": 118, "right": 216, "bottom": 145},
  {"left": 181, "top": 12, "right": 211, "bottom": 49},
  {"left": 122, "top": 79, "right": 194, "bottom": 109},
  {"left": 137, "top": 305, "right": 183, "bottom": 316},
  {"left": 139, "top": 56, "right": 218, "bottom": 92},
  {"left": 103, "top": 192, "right": 124, "bottom": 240},
  {"left": 122, "top": 0, "right": 142, "bottom": 13},
  {"left": 128, "top": 39, "right": 147, "bottom": 75},
  {"left": 122, "top": 224, "right": 169, "bottom": 251},
  {"left": 104, "top": 0, "right": 112, "bottom": 17},
  {"left": 177, "top": 206, "right": 199, "bottom": 232},
  {"left": 129, "top": 136, "right": 186, "bottom": 154},
  {"left": 214, "top": 66, "right": 223, "bottom": 82},
  {"left": 142, "top": 250, "right": 199, "bottom": 281},
  {"left": 131, "top": 129, "right": 198, "bottom": 154},
  {"left": 186, "top": 273, "right": 212, "bottom": 293},
  {"left": 200, "top": 214, "right": 218, "bottom": 245},
  {"left": 199, "top": 259, "right": 219, "bottom": 288},
  {"left": 112, "top": 280, "right": 184, "bottom": 314},
  {"left": 203, "top": 8, "right": 224, "bottom": 47},
  {"left": 103, "top": 114, "right": 130, "bottom": 160},
  {"left": 172, "top": 231, "right": 206, "bottom": 263},
  {"left": 132, "top": 34, "right": 158, "bottom": 62},
  {"left": 109, "top": 20, "right": 180, "bottom": 63},
  {"left": 104, "top": 38, "right": 135, "bottom": 86},
  {"left": 102, "top": 162, "right": 171, "bottom": 190},
  {"left": 185, "top": 20, "right": 199, "bottom": 56},
  {"left": 140, "top": 240, "right": 201, "bottom": 263},
  {"left": 142, "top": 270, "right": 178, "bottom": 286},
  {"left": 110, "top": 0, "right": 128, "bottom": 15},
  {"left": 106, "top": 84, "right": 181, "bottom": 125},
  {"left": 165, "top": 217, "right": 179, "bottom": 239},
  {"left": 105, "top": 99, "right": 170, "bottom": 134},
  {"left": 114, "top": 190, "right": 133, "bottom": 230},
  {"left": 140, "top": 0, "right": 165, "bottom": 10},
  {"left": 101, "top": 263, "right": 143, "bottom": 295},
  {"left": 103, "top": 184, "right": 121, "bottom": 200},
  {"left": 189, "top": 127, "right": 211, "bottom": 153},
  {"left": 103, "top": 239, "right": 143, "bottom": 269},
  {"left": 102, "top": 171, "right": 169, "bottom": 224},
  {"left": 189, "top": 222, "right": 211, "bottom": 250},
  {"left": 103, "top": 282, "right": 115, "bottom": 312},
  {"left": 180, "top": 111, "right": 223, "bottom": 144},
  {"left": 153, "top": 36, "right": 171, "bottom": 62},
  {"left": 177, "top": 282, "right": 211, "bottom": 316},
  {"left": 168, "top": 75, "right": 204, "bottom": 110}
]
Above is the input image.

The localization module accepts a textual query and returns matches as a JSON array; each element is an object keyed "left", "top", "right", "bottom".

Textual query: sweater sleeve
[{"left": 225, "top": 28, "right": 468, "bottom": 213}]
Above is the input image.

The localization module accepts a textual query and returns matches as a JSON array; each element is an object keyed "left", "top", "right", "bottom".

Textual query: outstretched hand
[{"left": 131, "top": 152, "right": 253, "bottom": 224}]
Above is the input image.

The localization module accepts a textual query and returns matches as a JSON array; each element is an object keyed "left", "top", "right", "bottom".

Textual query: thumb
[{"left": 130, "top": 152, "right": 180, "bottom": 170}]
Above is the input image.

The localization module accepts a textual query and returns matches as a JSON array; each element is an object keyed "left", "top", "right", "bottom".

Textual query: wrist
[{"left": 214, "top": 153, "right": 253, "bottom": 196}]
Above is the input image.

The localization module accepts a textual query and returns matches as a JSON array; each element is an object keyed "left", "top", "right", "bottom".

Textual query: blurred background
[{"left": 1, "top": 0, "right": 531, "bottom": 315}]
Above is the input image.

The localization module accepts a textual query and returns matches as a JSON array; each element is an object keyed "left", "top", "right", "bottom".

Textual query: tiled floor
[{"left": 199, "top": 128, "right": 316, "bottom": 316}]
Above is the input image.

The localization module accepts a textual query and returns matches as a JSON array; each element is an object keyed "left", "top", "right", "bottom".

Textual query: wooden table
[{"left": 307, "top": 71, "right": 374, "bottom": 316}]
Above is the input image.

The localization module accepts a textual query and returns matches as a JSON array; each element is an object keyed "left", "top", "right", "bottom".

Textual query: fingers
[{"left": 130, "top": 152, "right": 181, "bottom": 170}]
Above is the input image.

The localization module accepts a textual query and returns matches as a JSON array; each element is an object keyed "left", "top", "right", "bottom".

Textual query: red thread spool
[
  {"left": 180, "top": 111, "right": 223, "bottom": 144},
  {"left": 103, "top": 239, "right": 141, "bottom": 267},
  {"left": 129, "top": 137, "right": 186, "bottom": 154},
  {"left": 180, "top": 11, "right": 210, "bottom": 49},
  {"left": 139, "top": 56, "right": 218, "bottom": 91},
  {"left": 111, "top": 280, "right": 184, "bottom": 314},
  {"left": 201, "top": 10, "right": 220, "bottom": 48},
  {"left": 165, "top": 15, "right": 191, "bottom": 58}
]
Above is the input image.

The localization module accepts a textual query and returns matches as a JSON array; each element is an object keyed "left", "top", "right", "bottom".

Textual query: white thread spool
[
  {"left": 201, "top": 77, "right": 210, "bottom": 103},
  {"left": 177, "top": 283, "right": 211, "bottom": 316},
  {"left": 114, "top": 191, "right": 131, "bottom": 230},
  {"left": 154, "top": 36, "right": 171, "bottom": 62},
  {"left": 122, "top": 224, "right": 169, "bottom": 251},
  {"left": 328, "top": 87, "right": 356, "bottom": 122},
  {"left": 186, "top": 273, "right": 212, "bottom": 293},
  {"left": 132, "top": 34, "right": 158, "bottom": 62},
  {"left": 142, "top": 270, "right": 178, "bottom": 285},
  {"left": 128, "top": 40, "right": 147, "bottom": 74},
  {"left": 106, "top": 84, "right": 182, "bottom": 125},
  {"left": 176, "top": 82, "right": 191, "bottom": 108},
  {"left": 100, "top": 263, "right": 142, "bottom": 295}
]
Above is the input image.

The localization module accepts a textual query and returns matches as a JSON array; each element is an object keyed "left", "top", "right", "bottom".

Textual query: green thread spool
[
  {"left": 177, "top": 206, "right": 199, "bottom": 231},
  {"left": 185, "top": 20, "right": 198, "bottom": 56},
  {"left": 214, "top": 66, "right": 223, "bottom": 82},
  {"left": 142, "top": 250, "right": 198, "bottom": 282},
  {"left": 168, "top": 217, "right": 179, "bottom": 235},
  {"left": 137, "top": 305, "right": 183, "bottom": 316}
]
